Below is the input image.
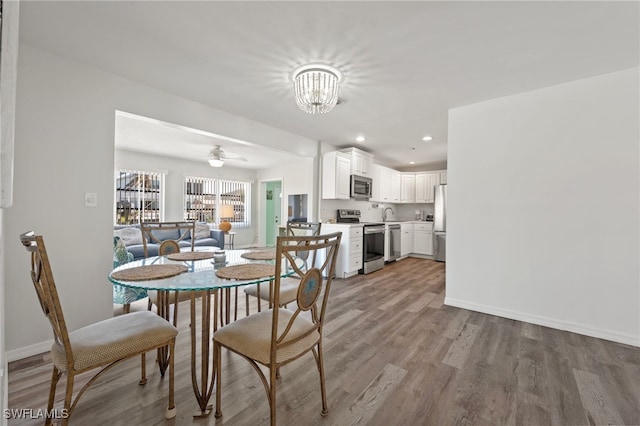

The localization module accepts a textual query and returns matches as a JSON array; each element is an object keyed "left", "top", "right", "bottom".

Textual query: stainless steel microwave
[{"left": 350, "top": 175, "right": 372, "bottom": 200}]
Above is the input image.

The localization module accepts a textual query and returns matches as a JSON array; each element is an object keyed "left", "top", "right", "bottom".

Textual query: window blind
[
  {"left": 184, "top": 176, "right": 251, "bottom": 227},
  {"left": 115, "top": 169, "right": 164, "bottom": 224}
]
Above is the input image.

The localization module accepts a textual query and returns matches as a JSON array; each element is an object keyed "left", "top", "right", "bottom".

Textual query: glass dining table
[{"left": 108, "top": 248, "right": 282, "bottom": 417}]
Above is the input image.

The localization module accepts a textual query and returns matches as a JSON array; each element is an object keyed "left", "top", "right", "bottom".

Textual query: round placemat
[
  {"left": 215, "top": 264, "right": 275, "bottom": 280},
  {"left": 111, "top": 264, "right": 188, "bottom": 281},
  {"left": 240, "top": 249, "right": 277, "bottom": 260},
  {"left": 166, "top": 251, "right": 216, "bottom": 261}
]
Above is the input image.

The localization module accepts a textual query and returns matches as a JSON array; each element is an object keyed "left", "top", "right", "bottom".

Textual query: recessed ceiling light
[
  {"left": 422, "top": 136, "right": 433, "bottom": 141},
  {"left": 356, "top": 136, "right": 365, "bottom": 142},
  {"left": 409, "top": 161, "right": 416, "bottom": 165}
]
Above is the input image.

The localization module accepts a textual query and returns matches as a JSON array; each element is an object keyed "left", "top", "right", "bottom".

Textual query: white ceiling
[{"left": 19, "top": 1, "right": 639, "bottom": 170}]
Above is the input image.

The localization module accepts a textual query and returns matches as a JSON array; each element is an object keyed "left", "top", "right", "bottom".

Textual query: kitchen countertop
[{"left": 381, "top": 220, "right": 434, "bottom": 224}]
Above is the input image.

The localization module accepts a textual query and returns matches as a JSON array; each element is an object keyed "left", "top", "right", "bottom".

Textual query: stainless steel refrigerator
[{"left": 434, "top": 185, "right": 447, "bottom": 262}]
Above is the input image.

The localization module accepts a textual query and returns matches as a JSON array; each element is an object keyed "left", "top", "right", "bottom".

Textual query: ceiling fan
[{"left": 208, "top": 145, "right": 247, "bottom": 167}]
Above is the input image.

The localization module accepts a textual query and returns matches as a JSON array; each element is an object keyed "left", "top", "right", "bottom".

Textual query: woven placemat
[
  {"left": 216, "top": 264, "right": 275, "bottom": 280},
  {"left": 111, "top": 264, "right": 188, "bottom": 281},
  {"left": 166, "top": 251, "right": 216, "bottom": 261},
  {"left": 240, "top": 249, "right": 277, "bottom": 260}
]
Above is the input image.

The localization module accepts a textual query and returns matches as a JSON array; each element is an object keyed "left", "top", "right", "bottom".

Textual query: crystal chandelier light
[{"left": 292, "top": 64, "right": 342, "bottom": 114}]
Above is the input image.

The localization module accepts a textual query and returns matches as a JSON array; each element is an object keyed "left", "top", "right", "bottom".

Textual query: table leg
[
  {"left": 155, "top": 290, "right": 173, "bottom": 376},
  {"left": 190, "top": 290, "right": 216, "bottom": 417}
]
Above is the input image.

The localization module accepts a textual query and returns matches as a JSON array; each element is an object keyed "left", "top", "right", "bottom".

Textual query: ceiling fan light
[
  {"left": 208, "top": 158, "right": 224, "bottom": 167},
  {"left": 292, "top": 64, "right": 342, "bottom": 114}
]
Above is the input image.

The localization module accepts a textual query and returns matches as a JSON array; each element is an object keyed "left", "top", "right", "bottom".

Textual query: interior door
[{"left": 265, "top": 180, "right": 282, "bottom": 246}]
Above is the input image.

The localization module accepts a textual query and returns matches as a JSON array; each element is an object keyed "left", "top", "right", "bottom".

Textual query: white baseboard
[
  {"left": 444, "top": 296, "right": 640, "bottom": 347},
  {"left": 6, "top": 339, "right": 51, "bottom": 363}
]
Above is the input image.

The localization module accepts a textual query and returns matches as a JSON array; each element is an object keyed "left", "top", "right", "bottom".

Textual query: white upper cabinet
[
  {"left": 400, "top": 173, "right": 415, "bottom": 203},
  {"left": 322, "top": 151, "right": 351, "bottom": 199},
  {"left": 439, "top": 171, "right": 447, "bottom": 185},
  {"left": 390, "top": 170, "right": 401, "bottom": 203},
  {"left": 340, "top": 147, "right": 373, "bottom": 177},
  {"left": 371, "top": 164, "right": 386, "bottom": 202},
  {"left": 415, "top": 172, "right": 440, "bottom": 203},
  {"left": 372, "top": 164, "right": 401, "bottom": 203}
]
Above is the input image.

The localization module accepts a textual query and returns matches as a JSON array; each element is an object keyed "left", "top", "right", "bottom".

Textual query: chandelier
[{"left": 292, "top": 64, "right": 342, "bottom": 114}]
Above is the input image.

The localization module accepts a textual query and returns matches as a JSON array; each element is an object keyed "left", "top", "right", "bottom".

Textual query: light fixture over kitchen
[
  {"left": 356, "top": 136, "right": 366, "bottom": 142},
  {"left": 292, "top": 64, "right": 342, "bottom": 114},
  {"left": 422, "top": 135, "right": 433, "bottom": 141}
]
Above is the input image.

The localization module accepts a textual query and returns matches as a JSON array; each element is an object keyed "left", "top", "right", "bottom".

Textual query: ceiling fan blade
[{"left": 221, "top": 154, "right": 247, "bottom": 162}]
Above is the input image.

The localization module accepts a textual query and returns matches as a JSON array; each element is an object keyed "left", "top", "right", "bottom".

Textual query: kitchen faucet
[{"left": 382, "top": 207, "right": 394, "bottom": 222}]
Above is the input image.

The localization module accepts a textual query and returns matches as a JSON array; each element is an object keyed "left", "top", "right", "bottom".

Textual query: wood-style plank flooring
[{"left": 8, "top": 258, "right": 640, "bottom": 425}]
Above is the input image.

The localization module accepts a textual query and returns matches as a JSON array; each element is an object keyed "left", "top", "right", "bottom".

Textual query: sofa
[{"left": 114, "top": 223, "right": 224, "bottom": 260}]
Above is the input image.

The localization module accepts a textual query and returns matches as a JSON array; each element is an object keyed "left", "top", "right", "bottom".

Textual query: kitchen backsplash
[{"left": 321, "top": 199, "right": 434, "bottom": 222}]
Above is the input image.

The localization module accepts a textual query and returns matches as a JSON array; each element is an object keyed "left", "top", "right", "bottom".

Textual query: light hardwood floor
[{"left": 8, "top": 258, "right": 640, "bottom": 425}]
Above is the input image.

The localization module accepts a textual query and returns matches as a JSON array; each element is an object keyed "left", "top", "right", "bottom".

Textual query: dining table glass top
[{"left": 109, "top": 249, "right": 282, "bottom": 291}]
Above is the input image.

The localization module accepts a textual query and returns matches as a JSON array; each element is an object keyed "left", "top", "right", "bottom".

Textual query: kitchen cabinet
[
  {"left": 322, "top": 151, "right": 351, "bottom": 200},
  {"left": 413, "top": 222, "right": 433, "bottom": 255},
  {"left": 401, "top": 173, "right": 415, "bottom": 203},
  {"left": 400, "top": 223, "right": 413, "bottom": 257},
  {"left": 390, "top": 170, "right": 401, "bottom": 203},
  {"left": 372, "top": 164, "right": 401, "bottom": 203},
  {"left": 439, "top": 171, "right": 447, "bottom": 185},
  {"left": 371, "top": 164, "right": 384, "bottom": 202},
  {"left": 322, "top": 224, "right": 363, "bottom": 278},
  {"left": 341, "top": 147, "right": 373, "bottom": 177},
  {"left": 415, "top": 172, "right": 440, "bottom": 203}
]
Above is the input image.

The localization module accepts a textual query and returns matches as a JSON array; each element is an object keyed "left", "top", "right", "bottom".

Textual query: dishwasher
[{"left": 387, "top": 224, "right": 401, "bottom": 262}]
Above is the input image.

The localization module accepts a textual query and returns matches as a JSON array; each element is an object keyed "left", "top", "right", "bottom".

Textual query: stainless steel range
[{"left": 336, "top": 209, "right": 385, "bottom": 274}]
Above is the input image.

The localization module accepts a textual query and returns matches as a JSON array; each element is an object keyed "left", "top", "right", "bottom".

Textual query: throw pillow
[
  {"left": 194, "top": 223, "right": 211, "bottom": 240},
  {"left": 114, "top": 227, "right": 143, "bottom": 246},
  {"left": 113, "top": 236, "right": 130, "bottom": 266}
]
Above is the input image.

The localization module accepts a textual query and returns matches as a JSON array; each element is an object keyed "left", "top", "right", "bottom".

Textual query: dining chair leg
[
  {"left": 165, "top": 341, "right": 177, "bottom": 419},
  {"left": 45, "top": 367, "right": 61, "bottom": 426},
  {"left": 245, "top": 292, "right": 250, "bottom": 316},
  {"left": 139, "top": 352, "right": 147, "bottom": 385},
  {"left": 123, "top": 303, "right": 131, "bottom": 314},
  {"left": 256, "top": 283, "right": 262, "bottom": 312},
  {"left": 315, "top": 343, "right": 329, "bottom": 416},
  {"left": 214, "top": 342, "right": 223, "bottom": 418},
  {"left": 269, "top": 365, "right": 277, "bottom": 426},
  {"left": 62, "top": 373, "right": 74, "bottom": 426}
]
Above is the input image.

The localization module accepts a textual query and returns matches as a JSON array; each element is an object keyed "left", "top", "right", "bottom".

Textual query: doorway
[{"left": 260, "top": 179, "right": 282, "bottom": 247}]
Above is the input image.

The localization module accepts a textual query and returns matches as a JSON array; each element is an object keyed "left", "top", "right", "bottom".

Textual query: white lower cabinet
[
  {"left": 413, "top": 222, "right": 433, "bottom": 255},
  {"left": 400, "top": 223, "right": 413, "bottom": 257},
  {"left": 322, "top": 224, "right": 363, "bottom": 278}
]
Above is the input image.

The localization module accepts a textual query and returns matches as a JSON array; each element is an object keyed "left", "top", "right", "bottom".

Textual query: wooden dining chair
[
  {"left": 140, "top": 221, "right": 196, "bottom": 258},
  {"left": 19, "top": 232, "right": 178, "bottom": 425},
  {"left": 243, "top": 221, "right": 322, "bottom": 314},
  {"left": 143, "top": 221, "right": 201, "bottom": 325},
  {"left": 214, "top": 231, "right": 342, "bottom": 426}
]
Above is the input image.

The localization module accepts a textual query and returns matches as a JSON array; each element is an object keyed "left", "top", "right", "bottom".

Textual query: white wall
[
  {"left": 3, "top": 44, "right": 317, "bottom": 359},
  {"left": 446, "top": 68, "right": 640, "bottom": 346},
  {"left": 116, "top": 149, "right": 259, "bottom": 248}
]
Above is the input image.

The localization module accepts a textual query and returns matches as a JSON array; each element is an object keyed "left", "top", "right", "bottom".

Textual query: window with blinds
[
  {"left": 184, "top": 176, "right": 251, "bottom": 227},
  {"left": 115, "top": 170, "right": 164, "bottom": 225}
]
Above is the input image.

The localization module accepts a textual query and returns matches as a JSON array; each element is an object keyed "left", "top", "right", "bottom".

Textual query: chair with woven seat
[
  {"left": 214, "top": 231, "right": 341, "bottom": 426},
  {"left": 142, "top": 221, "right": 203, "bottom": 325},
  {"left": 244, "top": 221, "right": 322, "bottom": 314},
  {"left": 19, "top": 231, "right": 178, "bottom": 425}
]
